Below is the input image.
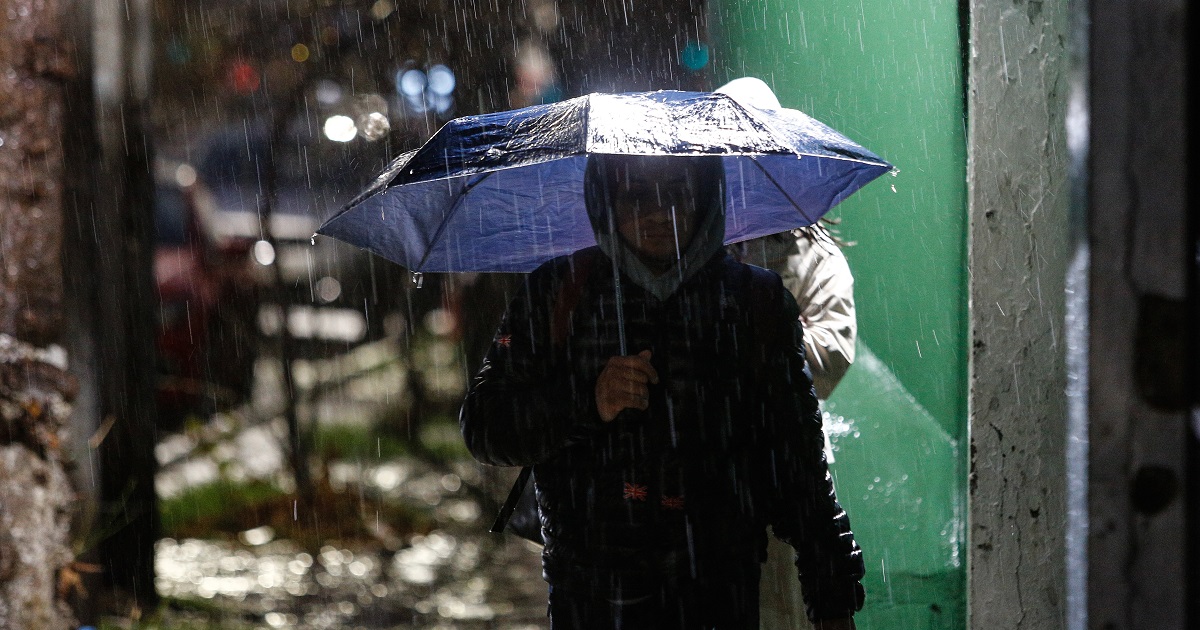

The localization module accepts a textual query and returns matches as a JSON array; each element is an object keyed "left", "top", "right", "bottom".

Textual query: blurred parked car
[
  {"left": 154, "top": 158, "right": 264, "bottom": 426},
  {"left": 194, "top": 122, "right": 409, "bottom": 355}
]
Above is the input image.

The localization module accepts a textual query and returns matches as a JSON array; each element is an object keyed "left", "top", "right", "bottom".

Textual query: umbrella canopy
[{"left": 317, "top": 89, "right": 891, "bottom": 273}]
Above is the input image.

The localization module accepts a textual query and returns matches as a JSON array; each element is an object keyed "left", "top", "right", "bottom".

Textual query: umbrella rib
[
  {"left": 414, "top": 171, "right": 494, "bottom": 272},
  {"left": 748, "top": 156, "right": 817, "bottom": 225}
]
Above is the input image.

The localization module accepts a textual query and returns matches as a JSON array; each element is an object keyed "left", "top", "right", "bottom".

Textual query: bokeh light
[
  {"left": 427, "top": 64, "right": 456, "bottom": 96},
  {"left": 166, "top": 37, "right": 190, "bottom": 65},
  {"left": 227, "top": 60, "right": 260, "bottom": 94},
  {"left": 174, "top": 163, "right": 197, "bottom": 187},
  {"left": 395, "top": 66, "right": 456, "bottom": 115},
  {"left": 314, "top": 79, "right": 343, "bottom": 105},
  {"left": 680, "top": 42, "right": 710, "bottom": 72},
  {"left": 357, "top": 111, "right": 390, "bottom": 141},
  {"left": 370, "top": 0, "right": 394, "bottom": 20},
  {"left": 323, "top": 115, "right": 358, "bottom": 142},
  {"left": 253, "top": 240, "right": 275, "bottom": 266},
  {"left": 397, "top": 69, "right": 426, "bottom": 97}
]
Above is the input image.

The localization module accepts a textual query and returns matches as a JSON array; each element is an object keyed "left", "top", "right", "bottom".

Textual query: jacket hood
[{"left": 584, "top": 155, "right": 727, "bottom": 300}]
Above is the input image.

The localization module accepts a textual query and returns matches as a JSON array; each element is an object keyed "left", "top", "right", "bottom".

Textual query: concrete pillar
[{"left": 966, "top": 0, "right": 1071, "bottom": 628}]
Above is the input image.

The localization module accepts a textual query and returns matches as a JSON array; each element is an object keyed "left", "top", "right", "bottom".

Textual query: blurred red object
[
  {"left": 153, "top": 160, "right": 262, "bottom": 427},
  {"left": 227, "top": 59, "right": 261, "bottom": 94}
]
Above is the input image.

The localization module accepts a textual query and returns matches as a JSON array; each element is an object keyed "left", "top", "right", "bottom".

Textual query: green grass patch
[
  {"left": 314, "top": 410, "right": 470, "bottom": 465},
  {"left": 99, "top": 607, "right": 251, "bottom": 630},
  {"left": 419, "top": 418, "right": 471, "bottom": 462},
  {"left": 311, "top": 423, "right": 411, "bottom": 461},
  {"left": 160, "top": 477, "right": 434, "bottom": 548},
  {"left": 160, "top": 480, "right": 288, "bottom": 540}
]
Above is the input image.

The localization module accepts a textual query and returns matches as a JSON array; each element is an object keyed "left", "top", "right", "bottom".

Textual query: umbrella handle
[
  {"left": 601, "top": 181, "right": 629, "bottom": 355},
  {"left": 610, "top": 252, "right": 628, "bottom": 356}
]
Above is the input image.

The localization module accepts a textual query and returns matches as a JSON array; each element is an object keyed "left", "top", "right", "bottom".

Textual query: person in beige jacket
[
  {"left": 718, "top": 76, "right": 862, "bottom": 628},
  {"left": 733, "top": 226, "right": 857, "bottom": 399},
  {"left": 715, "top": 77, "right": 858, "bottom": 399},
  {"left": 733, "top": 225, "right": 859, "bottom": 629}
]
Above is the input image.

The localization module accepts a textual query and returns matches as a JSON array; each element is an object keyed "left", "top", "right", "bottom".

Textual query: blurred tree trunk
[
  {"left": 87, "top": 0, "right": 160, "bottom": 614},
  {"left": 0, "top": 0, "right": 80, "bottom": 627}
]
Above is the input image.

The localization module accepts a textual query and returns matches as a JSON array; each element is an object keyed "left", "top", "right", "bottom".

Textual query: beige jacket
[{"left": 733, "top": 228, "right": 857, "bottom": 399}]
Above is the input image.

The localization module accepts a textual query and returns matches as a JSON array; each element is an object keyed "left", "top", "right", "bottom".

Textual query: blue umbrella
[
  {"left": 316, "top": 89, "right": 892, "bottom": 276},
  {"left": 320, "top": 87, "right": 893, "bottom": 536}
]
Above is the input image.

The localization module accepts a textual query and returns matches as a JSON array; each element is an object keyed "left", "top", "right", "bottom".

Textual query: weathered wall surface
[
  {"left": 0, "top": 0, "right": 79, "bottom": 627},
  {"left": 1088, "top": 0, "right": 1190, "bottom": 626},
  {"left": 967, "top": 0, "right": 1070, "bottom": 627}
]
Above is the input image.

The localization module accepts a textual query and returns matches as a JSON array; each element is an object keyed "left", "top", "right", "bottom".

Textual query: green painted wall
[
  {"left": 823, "top": 348, "right": 963, "bottom": 628},
  {"left": 710, "top": 0, "right": 967, "bottom": 436},
  {"left": 708, "top": 0, "right": 968, "bottom": 627}
]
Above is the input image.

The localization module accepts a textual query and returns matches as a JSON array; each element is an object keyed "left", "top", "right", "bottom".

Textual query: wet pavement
[
  {"left": 151, "top": 340, "right": 551, "bottom": 629},
  {"left": 155, "top": 434, "right": 549, "bottom": 629},
  {"left": 155, "top": 528, "right": 547, "bottom": 629}
]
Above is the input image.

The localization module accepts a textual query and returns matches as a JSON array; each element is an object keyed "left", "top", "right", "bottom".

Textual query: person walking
[
  {"left": 460, "top": 153, "right": 865, "bottom": 629},
  {"left": 733, "top": 226, "right": 858, "bottom": 628}
]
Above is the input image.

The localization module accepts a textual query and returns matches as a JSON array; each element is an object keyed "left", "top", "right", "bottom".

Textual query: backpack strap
[
  {"left": 490, "top": 466, "right": 534, "bottom": 534},
  {"left": 550, "top": 247, "right": 600, "bottom": 347}
]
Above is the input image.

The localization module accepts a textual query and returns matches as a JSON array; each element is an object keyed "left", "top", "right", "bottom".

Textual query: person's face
[{"left": 609, "top": 158, "right": 702, "bottom": 265}]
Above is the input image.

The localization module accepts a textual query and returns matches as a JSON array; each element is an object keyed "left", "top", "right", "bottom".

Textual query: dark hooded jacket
[{"left": 459, "top": 157, "right": 864, "bottom": 622}]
